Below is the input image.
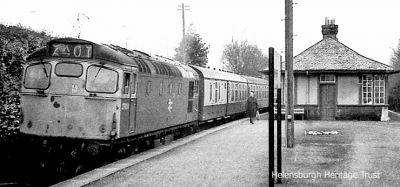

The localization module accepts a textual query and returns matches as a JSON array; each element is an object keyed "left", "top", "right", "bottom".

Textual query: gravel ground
[{"left": 85, "top": 118, "right": 400, "bottom": 187}]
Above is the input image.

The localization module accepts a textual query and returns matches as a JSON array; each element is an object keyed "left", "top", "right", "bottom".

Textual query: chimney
[{"left": 321, "top": 17, "right": 338, "bottom": 40}]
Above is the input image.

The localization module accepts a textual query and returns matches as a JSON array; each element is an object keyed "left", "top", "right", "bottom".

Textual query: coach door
[{"left": 120, "top": 72, "right": 137, "bottom": 137}]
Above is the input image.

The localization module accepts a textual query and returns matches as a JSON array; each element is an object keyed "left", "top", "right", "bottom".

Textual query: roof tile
[{"left": 294, "top": 38, "right": 393, "bottom": 72}]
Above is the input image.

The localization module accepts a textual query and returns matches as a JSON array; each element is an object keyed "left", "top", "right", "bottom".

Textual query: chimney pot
[{"left": 322, "top": 17, "right": 338, "bottom": 40}]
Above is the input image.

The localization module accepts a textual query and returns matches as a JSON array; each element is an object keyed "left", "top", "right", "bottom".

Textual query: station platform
[{"left": 54, "top": 115, "right": 400, "bottom": 187}]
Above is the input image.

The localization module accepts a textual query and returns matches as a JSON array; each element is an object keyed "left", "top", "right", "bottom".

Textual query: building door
[{"left": 319, "top": 75, "right": 336, "bottom": 120}]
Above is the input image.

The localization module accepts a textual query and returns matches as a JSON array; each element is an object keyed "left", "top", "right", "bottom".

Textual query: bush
[
  {"left": 0, "top": 23, "right": 51, "bottom": 143},
  {"left": 388, "top": 78, "right": 400, "bottom": 112}
]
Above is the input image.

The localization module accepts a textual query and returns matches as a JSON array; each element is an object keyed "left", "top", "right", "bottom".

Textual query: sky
[{"left": 1, "top": 0, "right": 400, "bottom": 69}]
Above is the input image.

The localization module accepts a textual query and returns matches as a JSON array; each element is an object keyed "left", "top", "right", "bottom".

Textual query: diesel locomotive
[{"left": 19, "top": 38, "right": 268, "bottom": 174}]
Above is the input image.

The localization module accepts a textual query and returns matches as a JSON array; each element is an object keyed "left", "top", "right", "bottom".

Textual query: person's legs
[{"left": 250, "top": 117, "right": 255, "bottom": 124}]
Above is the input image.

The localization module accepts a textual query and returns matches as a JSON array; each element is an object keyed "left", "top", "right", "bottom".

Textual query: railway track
[{"left": 2, "top": 116, "right": 250, "bottom": 187}]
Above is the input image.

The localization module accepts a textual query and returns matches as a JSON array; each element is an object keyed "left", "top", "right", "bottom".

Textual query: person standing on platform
[{"left": 247, "top": 91, "right": 258, "bottom": 124}]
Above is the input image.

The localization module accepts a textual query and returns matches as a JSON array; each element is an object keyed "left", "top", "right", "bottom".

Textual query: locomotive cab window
[
  {"left": 122, "top": 73, "right": 137, "bottom": 95},
  {"left": 55, "top": 62, "right": 83, "bottom": 77},
  {"left": 86, "top": 65, "right": 118, "bottom": 93},
  {"left": 131, "top": 74, "right": 136, "bottom": 95},
  {"left": 24, "top": 63, "right": 52, "bottom": 90},
  {"left": 122, "top": 73, "right": 131, "bottom": 94}
]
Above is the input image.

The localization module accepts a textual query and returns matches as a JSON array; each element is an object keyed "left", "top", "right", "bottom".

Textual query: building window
[
  {"left": 374, "top": 75, "right": 385, "bottom": 104},
  {"left": 362, "top": 75, "right": 373, "bottom": 104},
  {"left": 362, "top": 74, "right": 385, "bottom": 105},
  {"left": 320, "top": 74, "right": 335, "bottom": 84}
]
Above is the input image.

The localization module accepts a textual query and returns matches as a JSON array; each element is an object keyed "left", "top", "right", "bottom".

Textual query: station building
[{"left": 292, "top": 19, "right": 395, "bottom": 120}]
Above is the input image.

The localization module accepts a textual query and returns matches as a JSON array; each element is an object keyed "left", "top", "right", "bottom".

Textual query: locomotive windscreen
[{"left": 50, "top": 42, "right": 93, "bottom": 59}]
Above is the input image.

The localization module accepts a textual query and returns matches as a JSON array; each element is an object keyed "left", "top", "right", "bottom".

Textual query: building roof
[
  {"left": 293, "top": 19, "right": 393, "bottom": 73},
  {"left": 294, "top": 38, "right": 393, "bottom": 73}
]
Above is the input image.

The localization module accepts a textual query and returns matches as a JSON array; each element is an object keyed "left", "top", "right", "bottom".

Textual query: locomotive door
[{"left": 120, "top": 72, "right": 137, "bottom": 137}]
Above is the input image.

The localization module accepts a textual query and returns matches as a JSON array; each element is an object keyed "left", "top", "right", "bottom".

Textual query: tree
[
  {"left": 0, "top": 24, "right": 51, "bottom": 143},
  {"left": 388, "top": 39, "right": 400, "bottom": 111},
  {"left": 221, "top": 39, "right": 267, "bottom": 77},
  {"left": 174, "top": 27, "right": 209, "bottom": 67}
]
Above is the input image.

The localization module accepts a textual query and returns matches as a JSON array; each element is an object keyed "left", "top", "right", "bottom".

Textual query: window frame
[
  {"left": 320, "top": 74, "right": 336, "bottom": 84},
  {"left": 146, "top": 81, "right": 152, "bottom": 95},
  {"left": 362, "top": 74, "right": 386, "bottom": 105},
  {"left": 362, "top": 75, "right": 373, "bottom": 104},
  {"left": 23, "top": 62, "right": 52, "bottom": 90},
  {"left": 159, "top": 80, "right": 164, "bottom": 96},
  {"left": 55, "top": 61, "right": 83, "bottom": 77},
  {"left": 122, "top": 73, "right": 131, "bottom": 95},
  {"left": 374, "top": 75, "right": 385, "bottom": 105},
  {"left": 85, "top": 65, "right": 119, "bottom": 94}
]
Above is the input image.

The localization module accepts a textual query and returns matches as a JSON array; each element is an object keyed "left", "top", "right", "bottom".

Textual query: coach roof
[{"left": 190, "top": 65, "right": 247, "bottom": 82}]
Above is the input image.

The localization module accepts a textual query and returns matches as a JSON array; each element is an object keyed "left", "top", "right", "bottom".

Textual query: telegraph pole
[
  {"left": 285, "top": 0, "right": 294, "bottom": 148},
  {"left": 177, "top": 3, "right": 190, "bottom": 63},
  {"left": 268, "top": 48, "right": 275, "bottom": 186}
]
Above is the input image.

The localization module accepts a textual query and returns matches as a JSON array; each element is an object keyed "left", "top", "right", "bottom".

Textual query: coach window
[
  {"left": 235, "top": 84, "right": 238, "bottom": 101},
  {"left": 86, "top": 65, "right": 118, "bottom": 93},
  {"left": 231, "top": 83, "right": 234, "bottom": 102},
  {"left": 240, "top": 84, "right": 242, "bottom": 100},
  {"left": 218, "top": 82, "right": 221, "bottom": 101},
  {"left": 209, "top": 82, "right": 213, "bottom": 102},
  {"left": 214, "top": 82, "right": 218, "bottom": 102}
]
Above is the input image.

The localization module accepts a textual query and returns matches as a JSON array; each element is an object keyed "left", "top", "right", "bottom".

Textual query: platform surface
[{"left": 56, "top": 117, "right": 400, "bottom": 187}]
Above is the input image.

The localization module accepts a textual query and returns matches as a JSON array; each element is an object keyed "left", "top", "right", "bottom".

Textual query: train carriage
[
  {"left": 241, "top": 75, "right": 269, "bottom": 112},
  {"left": 190, "top": 66, "right": 249, "bottom": 122}
]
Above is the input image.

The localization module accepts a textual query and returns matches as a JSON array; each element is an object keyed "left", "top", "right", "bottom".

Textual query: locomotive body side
[{"left": 132, "top": 60, "right": 199, "bottom": 135}]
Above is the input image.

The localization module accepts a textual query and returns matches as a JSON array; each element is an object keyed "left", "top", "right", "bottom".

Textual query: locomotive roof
[
  {"left": 26, "top": 38, "right": 186, "bottom": 78},
  {"left": 105, "top": 44, "right": 183, "bottom": 77},
  {"left": 190, "top": 66, "right": 247, "bottom": 82},
  {"left": 27, "top": 38, "right": 138, "bottom": 67}
]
